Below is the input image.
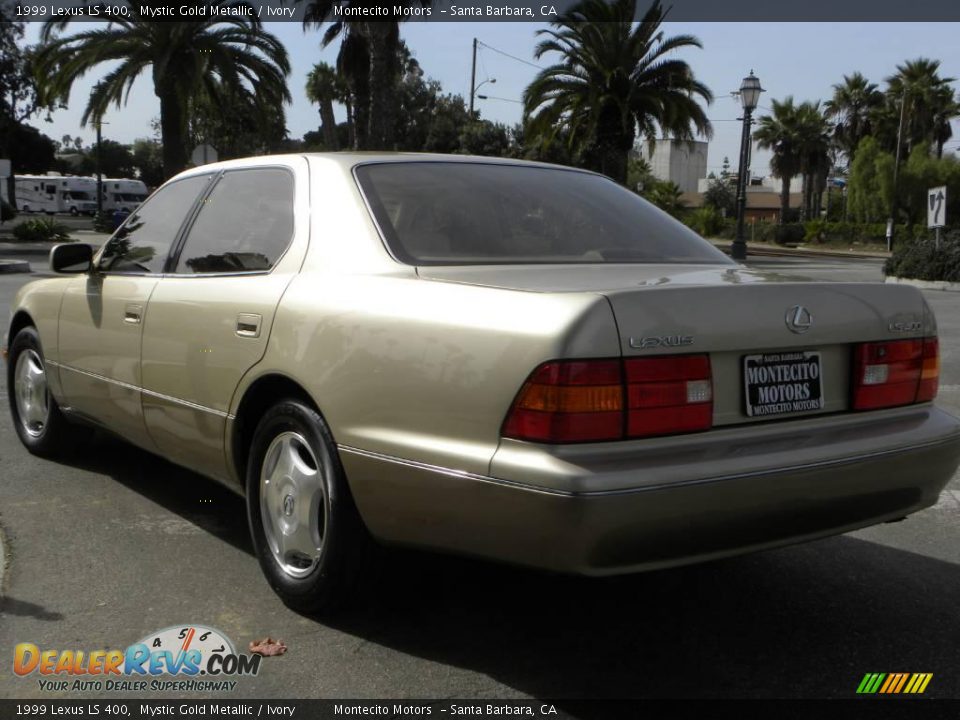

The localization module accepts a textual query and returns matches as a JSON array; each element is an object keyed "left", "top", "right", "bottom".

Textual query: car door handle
[
  {"left": 124, "top": 303, "right": 143, "bottom": 324},
  {"left": 236, "top": 313, "right": 262, "bottom": 338}
]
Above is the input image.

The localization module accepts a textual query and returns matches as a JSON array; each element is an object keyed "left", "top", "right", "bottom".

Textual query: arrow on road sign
[
  {"left": 930, "top": 190, "right": 944, "bottom": 225},
  {"left": 928, "top": 186, "right": 947, "bottom": 229}
]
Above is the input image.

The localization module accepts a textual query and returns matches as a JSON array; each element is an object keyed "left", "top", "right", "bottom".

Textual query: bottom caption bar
[{"left": 4, "top": 699, "right": 960, "bottom": 720}]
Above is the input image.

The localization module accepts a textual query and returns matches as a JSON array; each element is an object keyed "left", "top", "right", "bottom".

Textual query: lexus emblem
[{"left": 785, "top": 305, "right": 813, "bottom": 334}]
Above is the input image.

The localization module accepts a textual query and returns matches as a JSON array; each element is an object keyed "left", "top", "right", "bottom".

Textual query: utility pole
[
  {"left": 469, "top": 37, "right": 478, "bottom": 117},
  {"left": 888, "top": 90, "right": 907, "bottom": 251},
  {"left": 95, "top": 119, "right": 103, "bottom": 215}
]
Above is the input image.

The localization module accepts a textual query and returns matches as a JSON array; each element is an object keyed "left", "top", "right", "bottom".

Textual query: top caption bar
[{"left": 9, "top": 0, "right": 960, "bottom": 22}]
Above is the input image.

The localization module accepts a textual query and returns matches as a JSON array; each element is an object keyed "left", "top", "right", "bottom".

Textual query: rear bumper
[{"left": 340, "top": 406, "right": 960, "bottom": 575}]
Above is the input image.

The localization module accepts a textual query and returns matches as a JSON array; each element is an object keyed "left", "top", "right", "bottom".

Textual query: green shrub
[
  {"left": 803, "top": 219, "right": 828, "bottom": 243},
  {"left": 1, "top": 198, "right": 16, "bottom": 222},
  {"left": 884, "top": 233, "right": 960, "bottom": 282},
  {"left": 775, "top": 223, "right": 805, "bottom": 245},
  {"left": 11, "top": 217, "right": 72, "bottom": 243},
  {"left": 686, "top": 206, "right": 724, "bottom": 237},
  {"left": 92, "top": 211, "right": 115, "bottom": 233}
]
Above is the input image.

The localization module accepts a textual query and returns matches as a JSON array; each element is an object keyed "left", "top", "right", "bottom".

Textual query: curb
[
  {"left": 885, "top": 276, "right": 960, "bottom": 293},
  {"left": 0, "top": 246, "right": 48, "bottom": 257},
  {"left": 0, "top": 260, "right": 31, "bottom": 274}
]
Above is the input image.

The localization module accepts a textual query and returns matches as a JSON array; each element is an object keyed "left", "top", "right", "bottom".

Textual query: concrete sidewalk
[{"left": 710, "top": 239, "right": 890, "bottom": 261}]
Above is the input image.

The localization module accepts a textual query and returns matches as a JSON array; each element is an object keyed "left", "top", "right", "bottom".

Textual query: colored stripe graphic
[{"left": 857, "top": 673, "right": 932, "bottom": 694}]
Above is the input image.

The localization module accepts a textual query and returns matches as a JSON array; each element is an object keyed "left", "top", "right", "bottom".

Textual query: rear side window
[
  {"left": 99, "top": 174, "right": 212, "bottom": 274},
  {"left": 174, "top": 168, "right": 295, "bottom": 274},
  {"left": 356, "top": 162, "right": 731, "bottom": 266}
]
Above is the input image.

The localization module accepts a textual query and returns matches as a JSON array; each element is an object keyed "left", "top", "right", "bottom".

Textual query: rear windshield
[{"left": 355, "top": 162, "right": 731, "bottom": 266}]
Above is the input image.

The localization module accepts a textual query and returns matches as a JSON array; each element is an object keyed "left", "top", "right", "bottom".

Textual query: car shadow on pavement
[
  {"left": 0, "top": 596, "right": 64, "bottom": 621},
  {"left": 47, "top": 434, "right": 960, "bottom": 700},
  {"left": 326, "top": 535, "right": 960, "bottom": 700},
  {"left": 59, "top": 432, "right": 253, "bottom": 554}
]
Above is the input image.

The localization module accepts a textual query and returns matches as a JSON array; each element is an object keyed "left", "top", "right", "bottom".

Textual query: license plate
[{"left": 743, "top": 351, "right": 824, "bottom": 418}]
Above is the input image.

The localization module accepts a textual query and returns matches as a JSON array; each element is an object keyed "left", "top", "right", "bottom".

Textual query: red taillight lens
[
  {"left": 918, "top": 337, "right": 940, "bottom": 402},
  {"left": 502, "top": 360, "right": 624, "bottom": 442},
  {"left": 625, "top": 355, "right": 713, "bottom": 437},
  {"left": 852, "top": 337, "right": 939, "bottom": 410},
  {"left": 502, "top": 355, "right": 713, "bottom": 443}
]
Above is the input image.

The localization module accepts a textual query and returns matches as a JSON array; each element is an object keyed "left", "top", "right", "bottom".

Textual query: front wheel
[
  {"left": 69, "top": 207, "right": 79, "bottom": 216},
  {"left": 7, "top": 326, "right": 83, "bottom": 456},
  {"left": 246, "top": 399, "right": 373, "bottom": 613}
]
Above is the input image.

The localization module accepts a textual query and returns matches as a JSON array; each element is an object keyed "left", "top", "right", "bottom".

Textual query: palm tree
[
  {"left": 523, "top": 0, "right": 712, "bottom": 185},
  {"left": 34, "top": 1, "right": 290, "bottom": 179},
  {"left": 794, "top": 101, "right": 832, "bottom": 219},
  {"left": 756, "top": 98, "right": 832, "bottom": 222},
  {"left": 754, "top": 97, "right": 802, "bottom": 224},
  {"left": 885, "top": 58, "right": 959, "bottom": 159},
  {"left": 302, "top": 2, "right": 427, "bottom": 150},
  {"left": 824, "top": 72, "right": 883, "bottom": 163},
  {"left": 306, "top": 62, "right": 344, "bottom": 150}
]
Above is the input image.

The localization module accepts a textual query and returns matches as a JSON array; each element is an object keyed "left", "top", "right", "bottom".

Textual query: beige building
[{"left": 640, "top": 139, "right": 708, "bottom": 193}]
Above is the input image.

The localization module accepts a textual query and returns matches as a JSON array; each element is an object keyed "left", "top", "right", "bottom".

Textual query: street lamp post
[{"left": 732, "top": 71, "right": 764, "bottom": 261}]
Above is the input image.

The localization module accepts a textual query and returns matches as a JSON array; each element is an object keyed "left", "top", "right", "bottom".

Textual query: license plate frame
[{"left": 743, "top": 351, "right": 824, "bottom": 418}]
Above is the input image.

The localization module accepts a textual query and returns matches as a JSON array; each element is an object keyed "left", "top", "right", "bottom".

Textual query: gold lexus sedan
[{"left": 5, "top": 154, "right": 960, "bottom": 611}]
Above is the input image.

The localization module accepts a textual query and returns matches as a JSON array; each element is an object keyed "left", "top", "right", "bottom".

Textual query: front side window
[
  {"left": 356, "top": 162, "right": 732, "bottom": 266},
  {"left": 174, "top": 168, "right": 294, "bottom": 274},
  {"left": 99, "top": 175, "right": 212, "bottom": 274}
]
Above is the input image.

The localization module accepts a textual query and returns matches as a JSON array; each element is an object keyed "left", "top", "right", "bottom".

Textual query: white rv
[
  {"left": 99, "top": 178, "right": 149, "bottom": 213},
  {"left": 15, "top": 175, "right": 99, "bottom": 215}
]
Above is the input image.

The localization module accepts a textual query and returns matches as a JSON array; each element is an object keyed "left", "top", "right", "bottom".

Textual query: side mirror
[{"left": 50, "top": 243, "right": 94, "bottom": 273}]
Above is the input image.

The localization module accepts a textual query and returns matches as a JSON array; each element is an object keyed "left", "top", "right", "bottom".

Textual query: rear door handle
[
  {"left": 236, "top": 313, "right": 262, "bottom": 338},
  {"left": 124, "top": 303, "right": 143, "bottom": 324}
]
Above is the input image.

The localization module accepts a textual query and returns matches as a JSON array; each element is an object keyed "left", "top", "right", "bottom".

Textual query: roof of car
[{"left": 176, "top": 152, "right": 595, "bottom": 179}]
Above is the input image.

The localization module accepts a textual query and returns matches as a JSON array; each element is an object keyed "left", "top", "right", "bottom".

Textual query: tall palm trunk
[
  {"left": 158, "top": 85, "right": 187, "bottom": 180},
  {"left": 318, "top": 95, "right": 338, "bottom": 150},
  {"left": 363, "top": 21, "right": 399, "bottom": 150},
  {"left": 593, "top": 102, "right": 630, "bottom": 185},
  {"left": 779, "top": 177, "right": 790, "bottom": 224},
  {"left": 351, "top": 86, "right": 369, "bottom": 149},
  {"left": 345, "top": 101, "right": 357, "bottom": 149}
]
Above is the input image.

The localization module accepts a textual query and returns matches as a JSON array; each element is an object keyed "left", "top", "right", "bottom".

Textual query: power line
[{"left": 477, "top": 40, "right": 543, "bottom": 70}]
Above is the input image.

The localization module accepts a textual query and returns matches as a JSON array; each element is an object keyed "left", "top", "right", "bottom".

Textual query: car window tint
[
  {"left": 356, "top": 162, "right": 732, "bottom": 266},
  {"left": 99, "top": 175, "right": 211, "bottom": 274},
  {"left": 174, "top": 168, "right": 295, "bottom": 274}
]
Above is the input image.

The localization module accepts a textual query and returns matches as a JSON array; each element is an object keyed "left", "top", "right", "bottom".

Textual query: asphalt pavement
[{"left": 2, "top": 256, "right": 960, "bottom": 704}]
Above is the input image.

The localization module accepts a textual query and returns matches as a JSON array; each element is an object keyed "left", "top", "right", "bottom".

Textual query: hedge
[{"left": 885, "top": 233, "right": 960, "bottom": 282}]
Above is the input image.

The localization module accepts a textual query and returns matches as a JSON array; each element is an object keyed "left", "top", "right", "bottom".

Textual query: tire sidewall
[
  {"left": 7, "top": 326, "right": 53, "bottom": 451},
  {"left": 245, "top": 400, "right": 358, "bottom": 610}
]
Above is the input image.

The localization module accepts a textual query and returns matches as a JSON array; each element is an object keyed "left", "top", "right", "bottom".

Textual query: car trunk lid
[{"left": 419, "top": 264, "right": 932, "bottom": 426}]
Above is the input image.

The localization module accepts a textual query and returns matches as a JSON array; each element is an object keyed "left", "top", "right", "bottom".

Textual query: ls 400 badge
[{"left": 629, "top": 335, "right": 694, "bottom": 350}]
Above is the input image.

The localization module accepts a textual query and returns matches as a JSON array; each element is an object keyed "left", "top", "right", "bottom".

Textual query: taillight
[
  {"left": 501, "top": 360, "right": 623, "bottom": 442},
  {"left": 625, "top": 355, "right": 713, "bottom": 437},
  {"left": 918, "top": 337, "right": 940, "bottom": 402},
  {"left": 502, "top": 355, "right": 713, "bottom": 444},
  {"left": 852, "top": 337, "right": 939, "bottom": 410}
]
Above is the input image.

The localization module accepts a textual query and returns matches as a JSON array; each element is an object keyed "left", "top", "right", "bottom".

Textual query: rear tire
[
  {"left": 7, "top": 326, "right": 85, "bottom": 457},
  {"left": 246, "top": 399, "right": 373, "bottom": 614}
]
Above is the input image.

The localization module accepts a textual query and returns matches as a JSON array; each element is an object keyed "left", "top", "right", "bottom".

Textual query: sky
[{"left": 19, "top": 21, "right": 960, "bottom": 178}]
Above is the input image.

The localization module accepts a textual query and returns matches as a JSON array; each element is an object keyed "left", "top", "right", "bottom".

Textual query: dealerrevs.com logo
[{"left": 14, "top": 625, "right": 262, "bottom": 693}]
